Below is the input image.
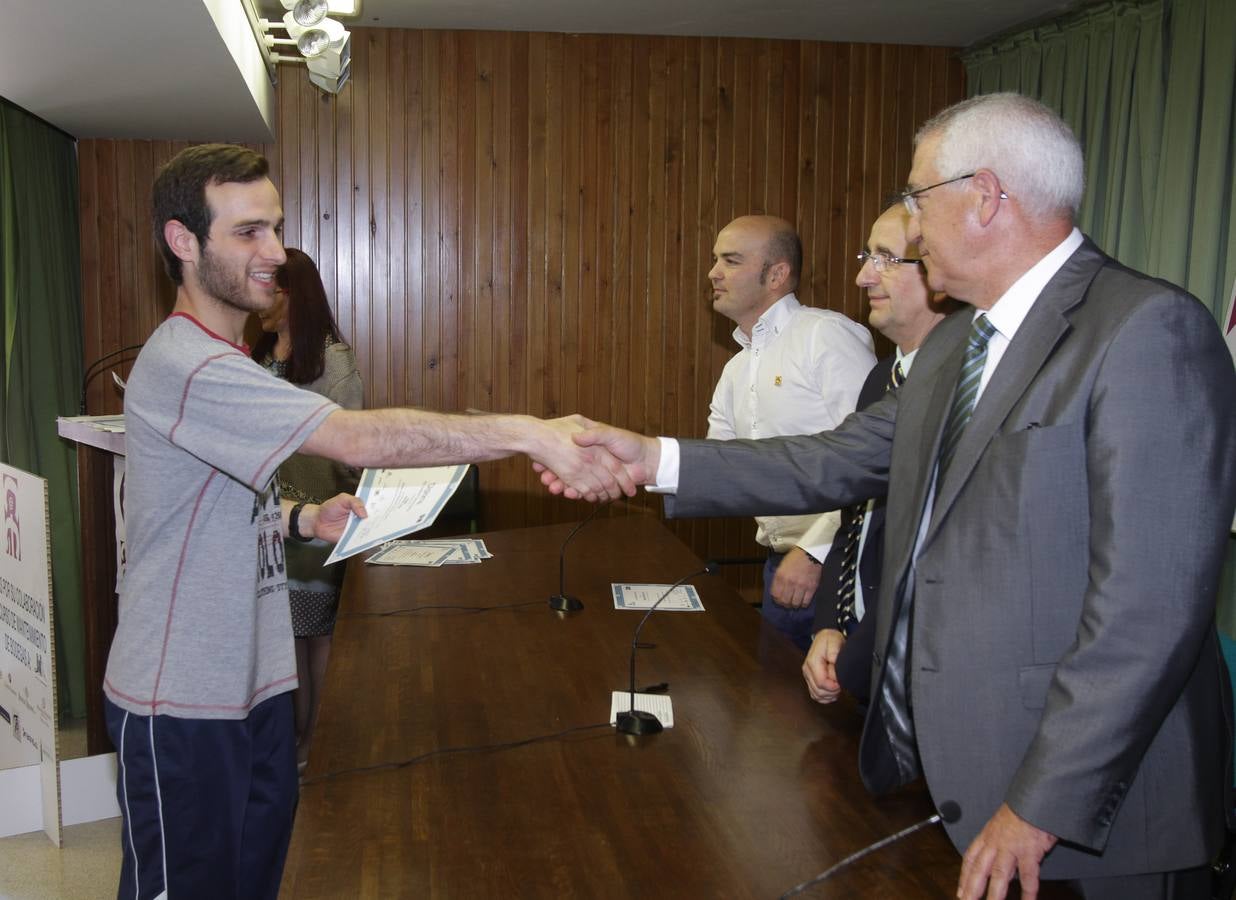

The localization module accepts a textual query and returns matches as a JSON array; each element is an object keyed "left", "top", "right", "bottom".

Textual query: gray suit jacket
[{"left": 667, "top": 238, "right": 1236, "bottom": 879}]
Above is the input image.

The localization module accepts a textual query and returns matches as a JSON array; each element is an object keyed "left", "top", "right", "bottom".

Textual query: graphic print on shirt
[{"left": 253, "top": 479, "right": 286, "bottom": 599}]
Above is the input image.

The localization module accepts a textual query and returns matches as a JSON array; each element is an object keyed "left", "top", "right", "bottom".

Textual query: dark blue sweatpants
[{"left": 105, "top": 693, "right": 297, "bottom": 900}]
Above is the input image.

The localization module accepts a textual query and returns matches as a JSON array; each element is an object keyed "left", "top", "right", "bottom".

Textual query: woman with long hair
[{"left": 253, "top": 247, "right": 363, "bottom": 770}]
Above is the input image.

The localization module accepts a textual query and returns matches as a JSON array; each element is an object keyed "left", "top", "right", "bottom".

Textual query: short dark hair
[
  {"left": 152, "top": 144, "right": 270, "bottom": 284},
  {"left": 766, "top": 225, "right": 802, "bottom": 289},
  {"left": 251, "top": 247, "right": 346, "bottom": 384}
]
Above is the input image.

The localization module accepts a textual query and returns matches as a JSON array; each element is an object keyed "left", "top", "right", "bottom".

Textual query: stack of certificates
[{"left": 365, "top": 538, "right": 493, "bottom": 567}]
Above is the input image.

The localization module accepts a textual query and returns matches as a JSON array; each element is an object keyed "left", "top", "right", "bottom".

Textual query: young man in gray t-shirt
[{"left": 106, "top": 144, "right": 634, "bottom": 900}]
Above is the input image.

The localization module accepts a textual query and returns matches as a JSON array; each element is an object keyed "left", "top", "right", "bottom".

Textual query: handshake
[{"left": 528, "top": 416, "right": 664, "bottom": 502}]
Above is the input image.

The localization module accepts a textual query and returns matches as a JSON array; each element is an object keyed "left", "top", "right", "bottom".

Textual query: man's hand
[
  {"left": 957, "top": 804, "right": 1058, "bottom": 900},
  {"left": 802, "top": 628, "right": 844, "bottom": 703},
  {"left": 770, "top": 547, "right": 822, "bottom": 609},
  {"left": 529, "top": 415, "right": 637, "bottom": 502},
  {"left": 306, "top": 493, "right": 367, "bottom": 543},
  {"left": 535, "top": 422, "right": 661, "bottom": 500}
]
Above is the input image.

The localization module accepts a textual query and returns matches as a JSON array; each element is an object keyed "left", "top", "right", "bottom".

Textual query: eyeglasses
[
  {"left": 856, "top": 250, "right": 924, "bottom": 273},
  {"left": 900, "top": 172, "right": 1008, "bottom": 215}
]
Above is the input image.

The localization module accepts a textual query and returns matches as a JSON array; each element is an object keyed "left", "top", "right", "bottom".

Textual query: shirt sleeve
[
  {"left": 808, "top": 317, "right": 876, "bottom": 428},
  {"left": 797, "top": 510, "right": 841, "bottom": 559},
  {"left": 706, "top": 358, "right": 737, "bottom": 440},
  {"left": 149, "top": 350, "right": 339, "bottom": 490},
  {"left": 787, "top": 318, "right": 873, "bottom": 554}
]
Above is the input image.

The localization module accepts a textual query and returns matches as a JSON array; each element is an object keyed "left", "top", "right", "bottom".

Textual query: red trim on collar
[{"left": 168, "top": 311, "right": 250, "bottom": 354}]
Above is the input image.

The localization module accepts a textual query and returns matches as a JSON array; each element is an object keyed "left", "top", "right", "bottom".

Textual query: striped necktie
[
  {"left": 835, "top": 359, "right": 904, "bottom": 635},
  {"left": 876, "top": 318, "right": 999, "bottom": 784},
  {"left": 935, "top": 315, "right": 997, "bottom": 481}
]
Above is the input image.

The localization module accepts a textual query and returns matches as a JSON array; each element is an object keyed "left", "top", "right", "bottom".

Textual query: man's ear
[
  {"left": 972, "top": 169, "right": 1006, "bottom": 228},
  {"left": 767, "top": 259, "right": 792, "bottom": 291},
  {"left": 163, "top": 219, "right": 199, "bottom": 266}
]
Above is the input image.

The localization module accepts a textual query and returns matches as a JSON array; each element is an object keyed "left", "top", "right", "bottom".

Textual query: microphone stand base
[
  {"left": 548, "top": 593, "right": 583, "bottom": 612},
  {"left": 616, "top": 710, "right": 663, "bottom": 735}
]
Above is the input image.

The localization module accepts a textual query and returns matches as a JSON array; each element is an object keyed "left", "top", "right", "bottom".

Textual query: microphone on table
[
  {"left": 548, "top": 501, "right": 609, "bottom": 612},
  {"left": 80, "top": 343, "right": 144, "bottom": 414},
  {"left": 777, "top": 800, "right": 962, "bottom": 898},
  {"left": 616, "top": 561, "right": 719, "bottom": 736}
]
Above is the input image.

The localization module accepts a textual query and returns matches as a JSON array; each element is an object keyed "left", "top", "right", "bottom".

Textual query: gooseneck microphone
[
  {"left": 778, "top": 801, "right": 962, "bottom": 898},
  {"left": 80, "top": 343, "right": 144, "bottom": 413},
  {"left": 616, "top": 561, "right": 718, "bottom": 736},
  {"left": 548, "top": 501, "right": 608, "bottom": 612}
]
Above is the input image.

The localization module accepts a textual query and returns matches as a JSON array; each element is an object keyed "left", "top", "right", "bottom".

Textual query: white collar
[
  {"left": 733, "top": 293, "right": 799, "bottom": 350},
  {"left": 896, "top": 346, "right": 920, "bottom": 376},
  {"left": 980, "top": 228, "right": 1083, "bottom": 341}
]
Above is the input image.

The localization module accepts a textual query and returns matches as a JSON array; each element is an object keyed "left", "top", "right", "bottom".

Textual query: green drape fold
[{"left": 0, "top": 100, "right": 86, "bottom": 719}]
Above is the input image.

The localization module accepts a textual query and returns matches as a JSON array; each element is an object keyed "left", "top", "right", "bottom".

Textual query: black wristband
[{"left": 288, "top": 502, "right": 314, "bottom": 543}]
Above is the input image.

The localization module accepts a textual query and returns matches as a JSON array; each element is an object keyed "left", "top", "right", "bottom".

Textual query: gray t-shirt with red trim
[{"left": 104, "top": 313, "right": 339, "bottom": 720}]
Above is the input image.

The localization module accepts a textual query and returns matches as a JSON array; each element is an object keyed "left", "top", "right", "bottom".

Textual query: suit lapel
[
  {"left": 879, "top": 312, "right": 967, "bottom": 592},
  {"left": 924, "top": 240, "right": 1108, "bottom": 539},
  {"left": 859, "top": 356, "right": 897, "bottom": 408}
]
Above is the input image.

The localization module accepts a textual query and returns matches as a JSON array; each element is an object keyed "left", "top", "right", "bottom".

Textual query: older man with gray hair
[{"left": 553, "top": 93, "right": 1236, "bottom": 900}]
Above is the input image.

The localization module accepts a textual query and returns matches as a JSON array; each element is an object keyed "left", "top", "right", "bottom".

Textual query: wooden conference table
[{"left": 281, "top": 516, "right": 1072, "bottom": 899}]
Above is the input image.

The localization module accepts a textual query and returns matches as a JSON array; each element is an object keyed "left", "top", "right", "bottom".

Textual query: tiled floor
[
  {"left": 0, "top": 717, "right": 122, "bottom": 900},
  {"left": 0, "top": 817, "right": 121, "bottom": 900}
]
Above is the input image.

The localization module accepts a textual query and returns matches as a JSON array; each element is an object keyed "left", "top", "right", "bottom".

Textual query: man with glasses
[
  {"left": 550, "top": 93, "right": 1234, "bottom": 899},
  {"left": 704, "top": 215, "right": 874, "bottom": 650},
  {"left": 802, "top": 202, "right": 954, "bottom": 708}
]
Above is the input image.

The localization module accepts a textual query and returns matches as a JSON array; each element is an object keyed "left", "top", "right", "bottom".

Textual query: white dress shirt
[{"left": 705, "top": 293, "right": 875, "bottom": 558}]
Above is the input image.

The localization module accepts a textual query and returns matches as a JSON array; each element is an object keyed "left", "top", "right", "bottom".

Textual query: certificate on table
[
  {"left": 326, "top": 465, "right": 468, "bottom": 564},
  {"left": 611, "top": 583, "right": 705, "bottom": 611},
  {"left": 364, "top": 543, "right": 456, "bottom": 567},
  {"left": 365, "top": 538, "right": 493, "bottom": 567},
  {"left": 412, "top": 538, "right": 493, "bottom": 563}
]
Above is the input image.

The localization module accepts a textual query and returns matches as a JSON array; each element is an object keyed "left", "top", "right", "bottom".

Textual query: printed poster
[{"left": 0, "top": 462, "right": 61, "bottom": 845}]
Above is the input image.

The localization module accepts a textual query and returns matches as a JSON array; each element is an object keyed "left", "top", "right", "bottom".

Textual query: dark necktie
[
  {"left": 877, "top": 318, "right": 997, "bottom": 784},
  {"left": 835, "top": 359, "right": 904, "bottom": 636}
]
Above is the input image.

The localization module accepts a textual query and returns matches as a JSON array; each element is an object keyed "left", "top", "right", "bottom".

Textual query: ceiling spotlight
[
  {"left": 290, "top": 0, "right": 328, "bottom": 27},
  {"left": 281, "top": 0, "right": 359, "bottom": 19},
  {"left": 297, "top": 28, "right": 331, "bottom": 57},
  {"left": 306, "top": 32, "right": 351, "bottom": 79},
  {"left": 282, "top": 12, "right": 345, "bottom": 42},
  {"left": 252, "top": 0, "right": 353, "bottom": 95}
]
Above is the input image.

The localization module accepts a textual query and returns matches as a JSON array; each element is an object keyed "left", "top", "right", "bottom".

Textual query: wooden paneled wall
[{"left": 78, "top": 28, "right": 964, "bottom": 597}]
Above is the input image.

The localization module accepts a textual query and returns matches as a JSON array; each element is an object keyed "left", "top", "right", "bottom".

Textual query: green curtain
[
  {"left": 0, "top": 100, "right": 86, "bottom": 719},
  {"left": 962, "top": 0, "right": 1236, "bottom": 635}
]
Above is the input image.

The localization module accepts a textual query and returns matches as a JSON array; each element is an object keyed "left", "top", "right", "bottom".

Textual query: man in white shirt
[
  {"left": 705, "top": 215, "right": 875, "bottom": 650},
  {"left": 548, "top": 94, "right": 1234, "bottom": 900},
  {"left": 803, "top": 202, "right": 954, "bottom": 706}
]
